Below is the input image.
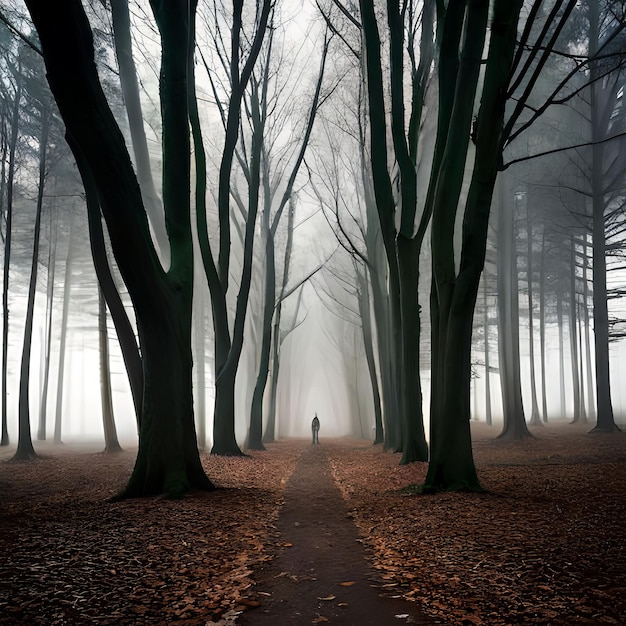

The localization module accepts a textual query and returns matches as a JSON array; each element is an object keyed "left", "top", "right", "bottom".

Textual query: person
[{"left": 311, "top": 413, "right": 320, "bottom": 444}]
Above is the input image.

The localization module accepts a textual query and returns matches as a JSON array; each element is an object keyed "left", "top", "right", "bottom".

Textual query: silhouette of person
[{"left": 311, "top": 413, "right": 320, "bottom": 444}]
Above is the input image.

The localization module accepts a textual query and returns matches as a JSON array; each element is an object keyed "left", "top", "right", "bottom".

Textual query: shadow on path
[{"left": 240, "top": 444, "right": 428, "bottom": 625}]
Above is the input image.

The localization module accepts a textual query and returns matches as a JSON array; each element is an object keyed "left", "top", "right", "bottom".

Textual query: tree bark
[
  {"left": 483, "top": 275, "right": 492, "bottom": 426},
  {"left": 588, "top": 0, "right": 618, "bottom": 432},
  {"left": 54, "top": 215, "right": 74, "bottom": 445},
  {"left": 1, "top": 71, "right": 21, "bottom": 447},
  {"left": 99, "top": 288, "right": 122, "bottom": 453},
  {"left": 526, "top": 197, "right": 541, "bottom": 425},
  {"left": 13, "top": 107, "right": 49, "bottom": 461},
  {"left": 569, "top": 234, "right": 582, "bottom": 423},
  {"left": 37, "top": 205, "right": 57, "bottom": 440},
  {"left": 497, "top": 176, "right": 530, "bottom": 440},
  {"left": 25, "top": 0, "right": 213, "bottom": 496},
  {"left": 110, "top": 0, "right": 169, "bottom": 263}
]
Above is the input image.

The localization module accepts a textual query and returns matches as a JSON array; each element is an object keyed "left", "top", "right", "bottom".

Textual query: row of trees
[{"left": 0, "top": 0, "right": 623, "bottom": 496}]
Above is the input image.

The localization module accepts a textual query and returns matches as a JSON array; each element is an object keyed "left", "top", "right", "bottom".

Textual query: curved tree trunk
[
  {"left": 74, "top": 138, "right": 143, "bottom": 431},
  {"left": 25, "top": 0, "right": 213, "bottom": 496}
]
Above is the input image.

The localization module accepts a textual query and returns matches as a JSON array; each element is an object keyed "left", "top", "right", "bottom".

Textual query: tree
[
  {"left": 191, "top": 0, "right": 271, "bottom": 456},
  {"left": 12, "top": 93, "right": 49, "bottom": 461},
  {"left": 425, "top": 0, "right": 524, "bottom": 490},
  {"left": 25, "top": 0, "right": 213, "bottom": 497},
  {"left": 358, "top": 0, "right": 433, "bottom": 463},
  {"left": 246, "top": 23, "right": 329, "bottom": 450},
  {"left": 587, "top": 0, "right": 624, "bottom": 432},
  {"left": 0, "top": 47, "right": 20, "bottom": 447}
]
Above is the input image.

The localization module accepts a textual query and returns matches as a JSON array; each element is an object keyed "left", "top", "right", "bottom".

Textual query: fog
[{"left": 0, "top": 0, "right": 624, "bottom": 459}]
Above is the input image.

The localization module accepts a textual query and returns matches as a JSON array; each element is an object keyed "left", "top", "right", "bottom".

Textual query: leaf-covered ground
[
  {"left": 0, "top": 441, "right": 301, "bottom": 625},
  {"left": 0, "top": 421, "right": 624, "bottom": 625},
  {"left": 327, "top": 422, "right": 626, "bottom": 625}
]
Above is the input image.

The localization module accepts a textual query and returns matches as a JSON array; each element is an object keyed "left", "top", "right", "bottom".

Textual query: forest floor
[{"left": 0, "top": 420, "right": 624, "bottom": 625}]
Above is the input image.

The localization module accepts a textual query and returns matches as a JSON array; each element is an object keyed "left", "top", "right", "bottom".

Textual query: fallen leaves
[
  {"left": 0, "top": 442, "right": 301, "bottom": 625},
  {"left": 2, "top": 425, "right": 625, "bottom": 625},
  {"left": 326, "top": 422, "right": 626, "bottom": 625}
]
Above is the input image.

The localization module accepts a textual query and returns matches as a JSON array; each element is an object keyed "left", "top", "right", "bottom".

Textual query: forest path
[{"left": 239, "top": 443, "right": 426, "bottom": 625}]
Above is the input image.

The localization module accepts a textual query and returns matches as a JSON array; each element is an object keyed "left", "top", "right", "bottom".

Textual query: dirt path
[{"left": 239, "top": 444, "right": 427, "bottom": 625}]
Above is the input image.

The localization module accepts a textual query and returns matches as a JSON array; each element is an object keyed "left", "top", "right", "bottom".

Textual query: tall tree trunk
[
  {"left": 483, "top": 275, "right": 492, "bottom": 426},
  {"left": 577, "top": 301, "right": 588, "bottom": 423},
  {"left": 110, "top": 0, "right": 169, "bottom": 262},
  {"left": 539, "top": 228, "right": 548, "bottom": 422},
  {"left": 37, "top": 205, "right": 57, "bottom": 440},
  {"left": 74, "top": 139, "right": 143, "bottom": 431},
  {"left": 588, "top": 0, "right": 618, "bottom": 432},
  {"left": 194, "top": 285, "right": 206, "bottom": 450},
  {"left": 556, "top": 286, "right": 566, "bottom": 416},
  {"left": 569, "top": 234, "right": 582, "bottom": 423},
  {"left": 497, "top": 176, "right": 529, "bottom": 440},
  {"left": 357, "top": 266, "right": 384, "bottom": 444},
  {"left": 13, "top": 108, "right": 49, "bottom": 461},
  {"left": 427, "top": 1, "right": 524, "bottom": 490},
  {"left": 526, "top": 199, "right": 541, "bottom": 425},
  {"left": 263, "top": 198, "right": 296, "bottom": 444},
  {"left": 26, "top": 0, "right": 213, "bottom": 496},
  {"left": 397, "top": 235, "right": 428, "bottom": 462},
  {"left": 1, "top": 73, "right": 21, "bottom": 447},
  {"left": 211, "top": 89, "right": 263, "bottom": 456},
  {"left": 54, "top": 216, "right": 74, "bottom": 444},
  {"left": 248, "top": 214, "right": 273, "bottom": 451},
  {"left": 99, "top": 288, "right": 122, "bottom": 453},
  {"left": 581, "top": 238, "right": 595, "bottom": 421}
]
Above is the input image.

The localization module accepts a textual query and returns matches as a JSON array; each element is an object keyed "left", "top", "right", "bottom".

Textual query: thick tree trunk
[
  {"left": 25, "top": 0, "right": 213, "bottom": 496},
  {"left": 588, "top": 0, "right": 618, "bottom": 432},
  {"left": 497, "top": 176, "right": 530, "bottom": 441}
]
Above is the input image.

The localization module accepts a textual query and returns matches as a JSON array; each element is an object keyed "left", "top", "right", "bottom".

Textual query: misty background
[{"left": 0, "top": 0, "right": 624, "bottom": 451}]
